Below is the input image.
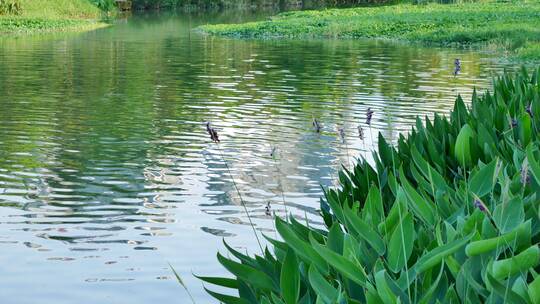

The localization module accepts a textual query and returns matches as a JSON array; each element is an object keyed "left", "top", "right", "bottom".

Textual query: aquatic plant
[
  {"left": 196, "top": 67, "right": 540, "bottom": 303},
  {"left": 90, "top": 0, "right": 116, "bottom": 12},
  {"left": 199, "top": 2, "right": 540, "bottom": 60}
]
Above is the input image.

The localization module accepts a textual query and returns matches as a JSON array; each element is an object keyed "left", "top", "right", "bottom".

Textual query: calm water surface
[{"left": 0, "top": 10, "right": 517, "bottom": 304}]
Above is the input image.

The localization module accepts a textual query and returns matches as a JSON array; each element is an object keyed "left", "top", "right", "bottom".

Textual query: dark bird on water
[
  {"left": 366, "top": 107, "right": 374, "bottom": 125},
  {"left": 312, "top": 117, "right": 322, "bottom": 133},
  {"left": 206, "top": 122, "right": 220, "bottom": 143},
  {"left": 454, "top": 58, "right": 461, "bottom": 76}
]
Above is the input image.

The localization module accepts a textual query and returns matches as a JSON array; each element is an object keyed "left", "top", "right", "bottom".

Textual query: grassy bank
[
  {"left": 199, "top": 2, "right": 540, "bottom": 60},
  {"left": 0, "top": 0, "right": 108, "bottom": 34}
]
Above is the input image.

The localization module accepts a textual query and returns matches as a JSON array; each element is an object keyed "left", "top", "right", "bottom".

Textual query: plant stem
[{"left": 215, "top": 143, "right": 264, "bottom": 254}]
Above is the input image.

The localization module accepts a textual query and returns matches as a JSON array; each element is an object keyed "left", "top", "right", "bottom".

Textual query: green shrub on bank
[
  {"left": 197, "top": 67, "right": 540, "bottom": 303},
  {"left": 90, "top": 0, "right": 116, "bottom": 12},
  {"left": 0, "top": 0, "right": 22, "bottom": 15}
]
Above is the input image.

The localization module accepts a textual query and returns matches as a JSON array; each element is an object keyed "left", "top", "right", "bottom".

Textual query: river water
[{"left": 0, "top": 10, "right": 516, "bottom": 304}]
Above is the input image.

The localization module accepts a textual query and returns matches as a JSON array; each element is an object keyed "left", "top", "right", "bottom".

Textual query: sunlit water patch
[{"left": 0, "top": 10, "right": 519, "bottom": 304}]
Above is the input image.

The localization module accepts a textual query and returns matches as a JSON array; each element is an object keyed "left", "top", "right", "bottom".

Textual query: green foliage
[
  {"left": 197, "top": 67, "right": 540, "bottom": 303},
  {"left": 0, "top": 0, "right": 107, "bottom": 34},
  {"left": 0, "top": 0, "right": 22, "bottom": 15},
  {"left": 90, "top": 0, "right": 116, "bottom": 12},
  {"left": 200, "top": 2, "right": 540, "bottom": 60}
]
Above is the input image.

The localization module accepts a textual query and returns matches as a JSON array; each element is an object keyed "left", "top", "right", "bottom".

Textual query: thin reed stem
[
  {"left": 215, "top": 143, "right": 264, "bottom": 254},
  {"left": 272, "top": 156, "right": 288, "bottom": 214},
  {"left": 170, "top": 264, "right": 197, "bottom": 304}
]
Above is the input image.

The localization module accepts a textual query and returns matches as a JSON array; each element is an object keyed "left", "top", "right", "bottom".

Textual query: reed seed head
[
  {"left": 366, "top": 108, "right": 374, "bottom": 125},
  {"left": 473, "top": 198, "right": 489, "bottom": 214},
  {"left": 526, "top": 104, "right": 533, "bottom": 117},
  {"left": 358, "top": 125, "right": 364, "bottom": 140},
  {"left": 205, "top": 122, "right": 220, "bottom": 143},
  {"left": 454, "top": 58, "right": 461, "bottom": 76},
  {"left": 338, "top": 127, "right": 346, "bottom": 143},
  {"left": 312, "top": 118, "right": 322, "bottom": 133}
]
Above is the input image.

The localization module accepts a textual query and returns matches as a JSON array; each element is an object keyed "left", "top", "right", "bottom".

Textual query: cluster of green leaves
[
  {"left": 199, "top": 2, "right": 540, "bottom": 60},
  {"left": 198, "top": 67, "right": 540, "bottom": 303},
  {"left": 0, "top": 0, "right": 21, "bottom": 15},
  {"left": 0, "top": 17, "right": 105, "bottom": 33},
  {"left": 90, "top": 0, "right": 116, "bottom": 12}
]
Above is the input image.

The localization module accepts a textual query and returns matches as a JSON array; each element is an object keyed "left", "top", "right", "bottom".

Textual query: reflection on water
[{"left": 0, "top": 10, "right": 516, "bottom": 304}]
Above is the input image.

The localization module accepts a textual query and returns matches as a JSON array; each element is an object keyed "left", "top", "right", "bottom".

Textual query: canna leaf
[
  {"left": 343, "top": 203, "right": 386, "bottom": 256},
  {"left": 468, "top": 159, "right": 498, "bottom": 197},
  {"left": 414, "top": 233, "right": 473, "bottom": 274},
  {"left": 312, "top": 242, "right": 367, "bottom": 287},
  {"left": 491, "top": 245, "right": 540, "bottom": 280},
  {"left": 217, "top": 253, "right": 277, "bottom": 292},
  {"left": 280, "top": 250, "right": 300, "bottom": 304},
  {"left": 275, "top": 217, "right": 328, "bottom": 274},
  {"left": 387, "top": 212, "right": 414, "bottom": 273},
  {"left": 399, "top": 167, "right": 436, "bottom": 226},
  {"left": 308, "top": 265, "right": 339, "bottom": 304}
]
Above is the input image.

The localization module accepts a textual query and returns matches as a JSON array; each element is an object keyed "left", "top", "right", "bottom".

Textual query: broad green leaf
[
  {"left": 281, "top": 250, "right": 300, "bottom": 304},
  {"left": 195, "top": 275, "right": 239, "bottom": 289},
  {"left": 528, "top": 275, "right": 540, "bottom": 304},
  {"left": 492, "top": 245, "right": 540, "bottom": 280},
  {"left": 378, "top": 190, "right": 407, "bottom": 236},
  {"left": 519, "top": 113, "right": 532, "bottom": 146},
  {"left": 387, "top": 212, "right": 414, "bottom": 273},
  {"left": 363, "top": 185, "right": 384, "bottom": 226},
  {"left": 374, "top": 270, "right": 398, "bottom": 304},
  {"left": 454, "top": 124, "right": 475, "bottom": 167},
  {"left": 410, "top": 145, "right": 448, "bottom": 193},
  {"left": 526, "top": 145, "right": 540, "bottom": 185},
  {"left": 204, "top": 287, "right": 250, "bottom": 304},
  {"left": 275, "top": 217, "right": 328, "bottom": 274},
  {"left": 493, "top": 197, "right": 525, "bottom": 233},
  {"left": 327, "top": 223, "right": 344, "bottom": 254},
  {"left": 418, "top": 262, "right": 445, "bottom": 304},
  {"left": 465, "top": 221, "right": 530, "bottom": 256},
  {"left": 312, "top": 242, "right": 367, "bottom": 287},
  {"left": 415, "top": 233, "right": 473, "bottom": 274},
  {"left": 485, "top": 274, "right": 528, "bottom": 304},
  {"left": 468, "top": 159, "right": 498, "bottom": 197},
  {"left": 308, "top": 265, "right": 339, "bottom": 304},
  {"left": 343, "top": 204, "right": 386, "bottom": 255},
  {"left": 217, "top": 253, "right": 277, "bottom": 292},
  {"left": 399, "top": 167, "right": 436, "bottom": 226}
]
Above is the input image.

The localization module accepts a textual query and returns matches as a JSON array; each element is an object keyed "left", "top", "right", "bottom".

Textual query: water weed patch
[{"left": 199, "top": 2, "right": 540, "bottom": 60}]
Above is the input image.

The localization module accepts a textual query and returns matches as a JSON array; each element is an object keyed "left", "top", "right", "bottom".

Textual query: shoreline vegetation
[
  {"left": 0, "top": 0, "right": 109, "bottom": 35},
  {"left": 199, "top": 2, "right": 540, "bottom": 60},
  {"left": 199, "top": 67, "right": 540, "bottom": 303}
]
